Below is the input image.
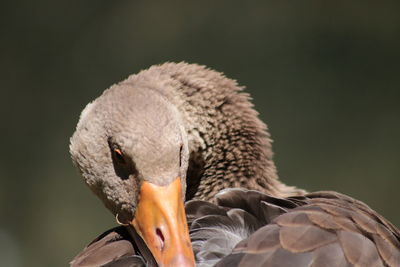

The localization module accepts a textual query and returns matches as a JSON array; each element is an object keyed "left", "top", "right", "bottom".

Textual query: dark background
[{"left": 1, "top": 1, "right": 399, "bottom": 266}]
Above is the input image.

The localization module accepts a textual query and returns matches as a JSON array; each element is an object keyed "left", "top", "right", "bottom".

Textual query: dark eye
[
  {"left": 107, "top": 138, "right": 138, "bottom": 180},
  {"left": 113, "top": 148, "right": 126, "bottom": 165}
]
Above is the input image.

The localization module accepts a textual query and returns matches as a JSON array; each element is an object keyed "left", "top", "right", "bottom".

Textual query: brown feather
[
  {"left": 70, "top": 227, "right": 140, "bottom": 267},
  {"left": 187, "top": 189, "right": 400, "bottom": 267}
]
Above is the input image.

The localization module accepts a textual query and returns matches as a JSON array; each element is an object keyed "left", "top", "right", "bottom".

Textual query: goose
[{"left": 69, "top": 62, "right": 399, "bottom": 267}]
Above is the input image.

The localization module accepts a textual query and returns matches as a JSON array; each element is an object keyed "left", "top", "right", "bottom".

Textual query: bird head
[{"left": 70, "top": 82, "right": 194, "bottom": 266}]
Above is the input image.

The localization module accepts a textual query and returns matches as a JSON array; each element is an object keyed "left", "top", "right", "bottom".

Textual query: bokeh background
[{"left": 1, "top": 1, "right": 399, "bottom": 266}]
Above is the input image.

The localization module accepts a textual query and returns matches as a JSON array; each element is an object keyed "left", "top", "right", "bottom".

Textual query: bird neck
[
  {"left": 128, "top": 63, "right": 305, "bottom": 201},
  {"left": 160, "top": 64, "right": 304, "bottom": 201}
]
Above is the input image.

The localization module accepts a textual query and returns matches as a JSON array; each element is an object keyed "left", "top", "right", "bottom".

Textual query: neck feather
[{"left": 125, "top": 63, "right": 305, "bottom": 201}]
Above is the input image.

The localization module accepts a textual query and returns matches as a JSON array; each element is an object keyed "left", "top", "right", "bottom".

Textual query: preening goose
[{"left": 70, "top": 62, "right": 399, "bottom": 267}]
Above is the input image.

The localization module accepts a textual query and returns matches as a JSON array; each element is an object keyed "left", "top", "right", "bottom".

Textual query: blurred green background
[{"left": 1, "top": 1, "right": 399, "bottom": 266}]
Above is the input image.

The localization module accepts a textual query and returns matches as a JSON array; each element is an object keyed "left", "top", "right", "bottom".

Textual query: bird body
[
  {"left": 70, "top": 63, "right": 399, "bottom": 266},
  {"left": 188, "top": 189, "right": 400, "bottom": 267}
]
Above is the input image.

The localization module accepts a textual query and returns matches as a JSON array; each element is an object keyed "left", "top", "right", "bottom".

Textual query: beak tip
[{"left": 132, "top": 178, "right": 196, "bottom": 267}]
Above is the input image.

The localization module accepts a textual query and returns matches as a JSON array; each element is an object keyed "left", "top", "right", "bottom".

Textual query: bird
[{"left": 69, "top": 62, "right": 399, "bottom": 267}]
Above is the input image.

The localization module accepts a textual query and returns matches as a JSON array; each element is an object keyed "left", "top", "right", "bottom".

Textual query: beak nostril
[{"left": 156, "top": 228, "right": 165, "bottom": 250}]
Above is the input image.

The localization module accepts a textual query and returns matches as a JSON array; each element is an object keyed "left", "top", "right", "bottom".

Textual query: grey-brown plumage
[
  {"left": 70, "top": 62, "right": 399, "bottom": 266},
  {"left": 187, "top": 189, "right": 400, "bottom": 267},
  {"left": 70, "top": 227, "right": 142, "bottom": 267}
]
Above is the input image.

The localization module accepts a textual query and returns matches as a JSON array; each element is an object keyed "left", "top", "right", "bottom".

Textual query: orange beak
[{"left": 130, "top": 177, "right": 195, "bottom": 267}]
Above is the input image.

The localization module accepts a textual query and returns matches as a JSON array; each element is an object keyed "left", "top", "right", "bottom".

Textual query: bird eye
[
  {"left": 113, "top": 148, "right": 126, "bottom": 165},
  {"left": 107, "top": 138, "right": 137, "bottom": 180}
]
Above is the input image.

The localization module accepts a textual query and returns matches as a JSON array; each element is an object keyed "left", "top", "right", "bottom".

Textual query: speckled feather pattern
[
  {"left": 120, "top": 62, "right": 304, "bottom": 201},
  {"left": 70, "top": 62, "right": 303, "bottom": 223}
]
